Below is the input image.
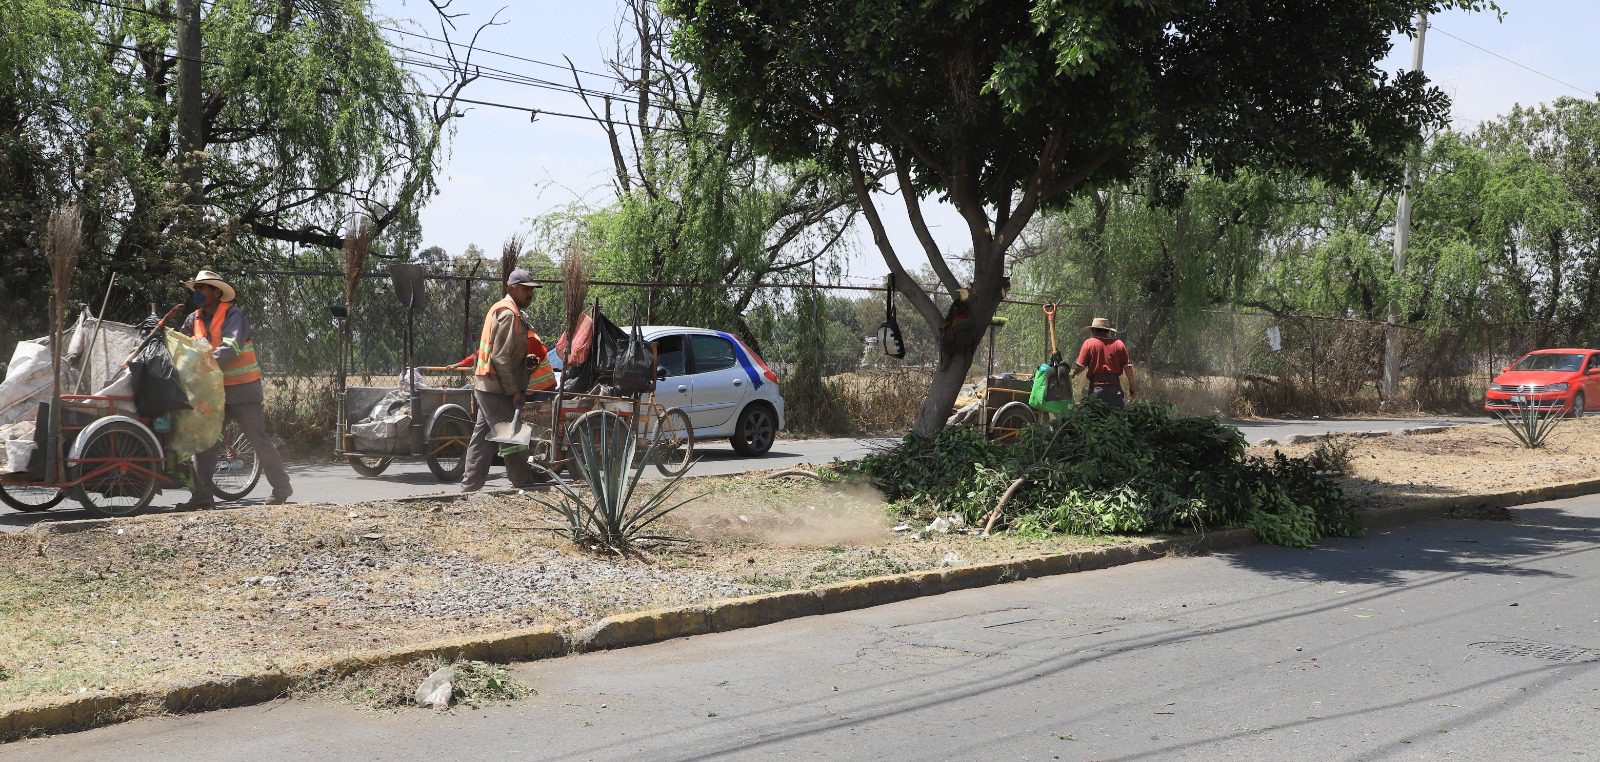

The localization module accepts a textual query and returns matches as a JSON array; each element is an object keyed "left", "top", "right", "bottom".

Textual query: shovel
[{"left": 488, "top": 403, "right": 532, "bottom": 452}]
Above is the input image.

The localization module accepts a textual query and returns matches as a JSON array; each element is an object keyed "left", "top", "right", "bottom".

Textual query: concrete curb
[{"left": 4, "top": 475, "right": 1596, "bottom": 742}]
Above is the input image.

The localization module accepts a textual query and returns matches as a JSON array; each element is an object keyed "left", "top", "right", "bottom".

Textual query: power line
[
  {"left": 85, "top": 37, "right": 726, "bottom": 138},
  {"left": 1429, "top": 24, "right": 1596, "bottom": 98}
]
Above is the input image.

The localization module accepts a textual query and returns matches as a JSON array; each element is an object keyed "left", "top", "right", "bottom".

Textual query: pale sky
[{"left": 374, "top": 0, "right": 1600, "bottom": 280}]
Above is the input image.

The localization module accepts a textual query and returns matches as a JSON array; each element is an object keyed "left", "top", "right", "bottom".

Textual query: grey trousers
[
  {"left": 462, "top": 390, "right": 534, "bottom": 489},
  {"left": 193, "top": 401, "right": 292, "bottom": 500}
]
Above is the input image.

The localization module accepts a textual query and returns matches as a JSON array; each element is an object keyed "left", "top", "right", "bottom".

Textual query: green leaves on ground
[{"left": 844, "top": 402, "right": 1361, "bottom": 548}]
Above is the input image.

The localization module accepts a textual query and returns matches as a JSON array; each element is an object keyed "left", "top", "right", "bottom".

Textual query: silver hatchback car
[{"left": 637, "top": 327, "right": 783, "bottom": 456}]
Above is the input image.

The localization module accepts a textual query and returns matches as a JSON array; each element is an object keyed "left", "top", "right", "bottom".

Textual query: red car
[{"left": 1484, "top": 348, "right": 1600, "bottom": 417}]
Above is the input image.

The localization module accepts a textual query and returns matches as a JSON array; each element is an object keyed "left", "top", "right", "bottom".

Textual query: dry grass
[
  {"left": 1255, "top": 417, "right": 1600, "bottom": 509},
  {"left": 0, "top": 475, "right": 1130, "bottom": 710}
]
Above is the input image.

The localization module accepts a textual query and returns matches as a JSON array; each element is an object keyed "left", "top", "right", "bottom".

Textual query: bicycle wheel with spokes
[
  {"left": 69, "top": 420, "right": 161, "bottom": 517},
  {"left": 651, "top": 407, "right": 694, "bottom": 477},
  {"left": 0, "top": 482, "right": 65, "bottom": 512},
  {"left": 425, "top": 404, "right": 472, "bottom": 482},
  {"left": 211, "top": 418, "right": 262, "bottom": 501},
  {"left": 347, "top": 456, "right": 393, "bottom": 477}
]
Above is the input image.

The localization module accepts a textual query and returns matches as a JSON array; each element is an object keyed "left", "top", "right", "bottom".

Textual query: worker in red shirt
[{"left": 1073, "top": 317, "right": 1136, "bottom": 409}]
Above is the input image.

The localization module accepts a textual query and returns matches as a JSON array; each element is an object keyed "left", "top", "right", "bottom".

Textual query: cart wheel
[
  {"left": 989, "top": 401, "right": 1037, "bottom": 445},
  {"left": 566, "top": 410, "right": 632, "bottom": 480},
  {"left": 347, "top": 456, "right": 393, "bottom": 477},
  {"left": 425, "top": 404, "right": 471, "bottom": 483},
  {"left": 69, "top": 419, "right": 160, "bottom": 517},
  {"left": 651, "top": 407, "right": 695, "bottom": 477},
  {"left": 211, "top": 418, "right": 262, "bottom": 501},
  {"left": 0, "top": 483, "right": 64, "bottom": 512}
]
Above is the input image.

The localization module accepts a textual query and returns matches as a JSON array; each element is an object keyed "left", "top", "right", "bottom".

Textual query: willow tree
[
  {"left": 664, "top": 0, "right": 1493, "bottom": 435},
  {"left": 571, "top": 0, "right": 861, "bottom": 341},
  {"left": 1, "top": 0, "right": 469, "bottom": 349}
]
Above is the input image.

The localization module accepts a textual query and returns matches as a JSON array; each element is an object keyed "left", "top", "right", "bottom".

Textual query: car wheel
[
  {"left": 1572, "top": 391, "right": 1585, "bottom": 419},
  {"left": 730, "top": 403, "right": 776, "bottom": 457}
]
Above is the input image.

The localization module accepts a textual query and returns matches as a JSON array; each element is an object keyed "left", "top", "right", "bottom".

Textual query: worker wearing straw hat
[
  {"left": 460, "top": 267, "right": 542, "bottom": 493},
  {"left": 1073, "top": 317, "right": 1137, "bottom": 409},
  {"left": 177, "top": 270, "right": 294, "bottom": 507}
]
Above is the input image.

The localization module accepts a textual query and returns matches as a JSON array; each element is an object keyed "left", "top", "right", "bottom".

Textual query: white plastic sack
[
  {"left": 3, "top": 439, "right": 35, "bottom": 474},
  {"left": 0, "top": 341, "right": 52, "bottom": 427}
]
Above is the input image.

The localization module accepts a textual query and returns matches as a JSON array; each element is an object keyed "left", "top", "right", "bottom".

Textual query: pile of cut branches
[{"left": 843, "top": 402, "right": 1360, "bottom": 548}]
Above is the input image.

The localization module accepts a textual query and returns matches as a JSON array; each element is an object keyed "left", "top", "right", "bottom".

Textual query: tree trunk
[{"left": 912, "top": 356, "right": 971, "bottom": 437}]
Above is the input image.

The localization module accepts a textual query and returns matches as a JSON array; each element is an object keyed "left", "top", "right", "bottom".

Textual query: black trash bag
[
  {"left": 128, "top": 339, "right": 191, "bottom": 419},
  {"left": 612, "top": 305, "right": 655, "bottom": 395},
  {"left": 1043, "top": 351, "right": 1074, "bottom": 402},
  {"left": 560, "top": 305, "right": 628, "bottom": 394}
]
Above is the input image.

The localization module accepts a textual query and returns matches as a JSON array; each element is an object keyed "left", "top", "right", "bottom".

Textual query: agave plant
[
  {"left": 1493, "top": 397, "right": 1566, "bottom": 449},
  {"left": 526, "top": 410, "right": 699, "bottom": 553}
]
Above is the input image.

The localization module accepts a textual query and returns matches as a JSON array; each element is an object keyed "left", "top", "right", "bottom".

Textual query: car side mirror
[{"left": 656, "top": 366, "right": 669, "bottom": 380}]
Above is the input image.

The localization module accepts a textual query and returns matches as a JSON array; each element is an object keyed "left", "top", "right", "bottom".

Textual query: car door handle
[
  {"left": 677, "top": 385, "right": 688, "bottom": 393},
  {"left": 732, "top": 379, "right": 743, "bottom": 387}
]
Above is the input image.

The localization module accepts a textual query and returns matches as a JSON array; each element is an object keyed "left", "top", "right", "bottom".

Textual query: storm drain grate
[{"left": 1470, "top": 641, "right": 1600, "bottom": 663}]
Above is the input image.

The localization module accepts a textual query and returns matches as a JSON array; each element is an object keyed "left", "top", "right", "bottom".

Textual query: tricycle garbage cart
[{"left": 0, "top": 310, "right": 262, "bottom": 517}]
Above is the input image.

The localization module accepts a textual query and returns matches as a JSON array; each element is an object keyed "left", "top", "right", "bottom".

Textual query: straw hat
[
  {"left": 1086, "top": 317, "right": 1118, "bottom": 334},
  {"left": 184, "top": 270, "right": 236, "bottom": 303}
]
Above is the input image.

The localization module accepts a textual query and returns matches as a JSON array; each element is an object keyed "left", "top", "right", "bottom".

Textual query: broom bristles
[
  {"left": 500, "top": 233, "right": 525, "bottom": 288},
  {"left": 562, "top": 245, "right": 587, "bottom": 337},
  {"left": 342, "top": 217, "right": 371, "bottom": 307},
  {"left": 48, "top": 206, "right": 83, "bottom": 332}
]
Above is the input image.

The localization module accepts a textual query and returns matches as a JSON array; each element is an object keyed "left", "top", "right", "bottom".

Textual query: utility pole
[
  {"left": 176, "top": 0, "right": 204, "bottom": 208},
  {"left": 1382, "top": 12, "right": 1427, "bottom": 402}
]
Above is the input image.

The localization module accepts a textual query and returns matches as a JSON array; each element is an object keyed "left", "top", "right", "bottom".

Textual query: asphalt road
[
  {"left": 0, "top": 416, "right": 1485, "bottom": 531},
  {"left": 13, "top": 492, "right": 1595, "bottom": 761}
]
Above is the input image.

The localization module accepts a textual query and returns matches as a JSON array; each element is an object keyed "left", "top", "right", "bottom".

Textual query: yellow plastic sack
[{"left": 164, "top": 329, "right": 224, "bottom": 462}]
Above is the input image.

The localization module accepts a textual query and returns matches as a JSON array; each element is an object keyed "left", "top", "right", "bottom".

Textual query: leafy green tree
[
  {"left": 563, "top": 0, "right": 861, "bottom": 344},
  {"left": 0, "top": 0, "right": 468, "bottom": 351},
  {"left": 664, "top": 0, "right": 1492, "bottom": 435}
]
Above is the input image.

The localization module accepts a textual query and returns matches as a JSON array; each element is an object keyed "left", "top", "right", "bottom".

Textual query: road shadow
[
  {"left": 1216, "top": 501, "right": 1600, "bottom": 585},
  {"left": 689, "top": 448, "right": 804, "bottom": 463},
  {"left": 0, "top": 495, "right": 283, "bottom": 529}
]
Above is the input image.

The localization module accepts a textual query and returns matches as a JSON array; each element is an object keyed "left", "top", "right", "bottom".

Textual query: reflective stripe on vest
[
  {"left": 193, "top": 302, "right": 261, "bottom": 386},
  {"left": 526, "top": 330, "right": 556, "bottom": 392},
  {"left": 474, "top": 297, "right": 521, "bottom": 376}
]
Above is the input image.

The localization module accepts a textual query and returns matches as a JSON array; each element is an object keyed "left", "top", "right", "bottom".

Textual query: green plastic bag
[
  {"left": 1029, "top": 364, "right": 1073, "bottom": 417},
  {"left": 163, "top": 329, "right": 225, "bottom": 462}
]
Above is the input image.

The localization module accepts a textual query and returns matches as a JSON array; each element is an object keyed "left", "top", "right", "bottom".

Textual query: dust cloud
[{"left": 671, "top": 481, "right": 892, "bottom": 547}]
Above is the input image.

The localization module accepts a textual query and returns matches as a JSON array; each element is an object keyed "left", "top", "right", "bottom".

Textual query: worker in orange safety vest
[
  {"left": 177, "top": 269, "right": 294, "bottom": 508},
  {"left": 460, "top": 268, "right": 546, "bottom": 492}
]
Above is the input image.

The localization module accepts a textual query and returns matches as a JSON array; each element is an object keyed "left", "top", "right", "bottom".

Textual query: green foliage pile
[{"left": 845, "top": 402, "right": 1360, "bottom": 548}]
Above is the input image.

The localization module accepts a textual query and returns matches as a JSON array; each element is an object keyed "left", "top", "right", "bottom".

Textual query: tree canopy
[
  {"left": 663, "top": 0, "right": 1494, "bottom": 433},
  {"left": 1, "top": 0, "right": 459, "bottom": 351}
]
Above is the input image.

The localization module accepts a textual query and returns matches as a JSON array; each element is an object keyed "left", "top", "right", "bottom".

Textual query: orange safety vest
[
  {"left": 193, "top": 302, "right": 262, "bottom": 386},
  {"left": 527, "top": 331, "right": 556, "bottom": 392},
  {"left": 474, "top": 297, "right": 557, "bottom": 392}
]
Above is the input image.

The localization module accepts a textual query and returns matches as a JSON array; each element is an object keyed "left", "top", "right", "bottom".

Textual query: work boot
[
  {"left": 459, "top": 482, "right": 483, "bottom": 494},
  {"left": 265, "top": 488, "right": 293, "bottom": 505},
  {"left": 176, "top": 497, "right": 216, "bottom": 510}
]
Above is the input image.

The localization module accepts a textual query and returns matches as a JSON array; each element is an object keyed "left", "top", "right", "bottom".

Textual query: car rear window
[
  {"left": 1513, "top": 353, "right": 1585, "bottom": 372},
  {"left": 690, "top": 335, "right": 737, "bottom": 373}
]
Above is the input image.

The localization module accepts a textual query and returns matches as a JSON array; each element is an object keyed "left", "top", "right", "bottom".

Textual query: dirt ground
[
  {"left": 0, "top": 476, "right": 1125, "bottom": 710},
  {"left": 1254, "top": 417, "right": 1600, "bottom": 509},
  {"left": 5, "top": 417, "right": 1596, "bottom": 712}
]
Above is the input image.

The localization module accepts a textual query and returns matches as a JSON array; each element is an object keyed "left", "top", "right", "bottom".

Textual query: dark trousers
[
  {"left": 462, "top": 390, "right": 534, "bottom": 489},
  {"left": 1089, "top": 379, "right": 1126, "bottom": 409},
  {"left": 193, "top": 401, "right": 291, "bottom": 500}
]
